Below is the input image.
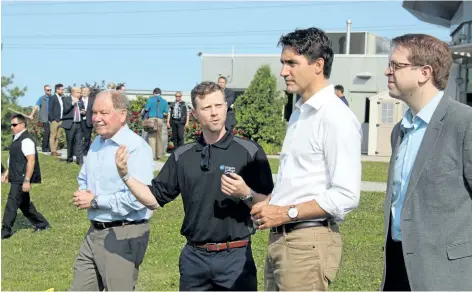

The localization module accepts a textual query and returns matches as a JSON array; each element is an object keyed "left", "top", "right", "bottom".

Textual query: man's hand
[
  {"left": 167, "top": 122, "right": 171, "bottom": 129},
  {"left": 221, "top": 173, "right": 250, "bottom": 198},
  {"left": 72, "top": 97, "right": 79, "bottom": 104},
  {"left": 250, "top": 203, "right": 289, "bottom": 230},
  {"left": 73, "top": 189, "right": 94, "bottom": 209},
  {"left": 115, "top": 145, "right": 129, "bottom": 178},
  {"left": 185, "top": 123, "right": 189, "bottom": 129},
  {"left": 22, "top": 182, "right": 31, "bottom": 192},
  {"left": 1, "top": 172, "right": 8, "bottom": 183}
]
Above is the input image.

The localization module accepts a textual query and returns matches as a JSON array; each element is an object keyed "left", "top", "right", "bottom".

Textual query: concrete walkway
[
  {"left": 153, "top": 160, "right": 387, "bottom": 193},
  {"left": 39, "top": 149, "right": 387, "bottom": 193}
]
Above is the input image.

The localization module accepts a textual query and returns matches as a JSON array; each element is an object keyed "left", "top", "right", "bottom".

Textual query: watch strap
[{"left": 122, "top": 173, "right": 131, "bottom": 182}]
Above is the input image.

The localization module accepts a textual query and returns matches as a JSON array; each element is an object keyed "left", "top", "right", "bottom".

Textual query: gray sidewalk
[
  {"left": 153, "top": 160, "right": 387, "bottom": 193},
  {"left": 38, "top": 149, "right": 387, "bottom": 193}
]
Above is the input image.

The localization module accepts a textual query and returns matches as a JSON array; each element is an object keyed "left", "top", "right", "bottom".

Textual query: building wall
[{"left": 451, "top": 1, "right": 472, "bottom": 29}]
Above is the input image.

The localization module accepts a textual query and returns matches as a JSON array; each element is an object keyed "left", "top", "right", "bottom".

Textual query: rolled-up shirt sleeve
[
  {"left": 316, "top": 116, "right": 362, "bottom": 221},
  {"left": 96, "top": 143, "right": 154, "bottom": 215}
]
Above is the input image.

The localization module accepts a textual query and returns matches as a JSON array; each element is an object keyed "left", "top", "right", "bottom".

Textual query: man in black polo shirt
[{"left": 115, "top": 81, "right": 274, "bottom": 291}]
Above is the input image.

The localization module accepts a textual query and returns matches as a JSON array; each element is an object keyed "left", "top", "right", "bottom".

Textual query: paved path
[
  {"left": 39, "top": 149, "right": 387, "bottom": 193},
  {"left": 153, "top": 160, "right": 387, "bottom": 193}
]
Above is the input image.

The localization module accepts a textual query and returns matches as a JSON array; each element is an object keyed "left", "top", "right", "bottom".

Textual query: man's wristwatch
[
  {"left": 24, "top": 178, "right": 30, "bottom": 183},
  {"left": 121, "top": 173, "right": 131, "bottom": 182},
  {"left": 241, "top": 189, "right": 255, "bottom": 202},
  {"left": 288, "top": 205, "right": 299, "bottom": 221},
  {"left": 90, "top": 196, "right": 98, "bottom": 209}
]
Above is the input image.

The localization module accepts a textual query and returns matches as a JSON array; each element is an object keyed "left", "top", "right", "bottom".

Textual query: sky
[{"left": 1, "top": 0, "right": 450, "bottom": 106}]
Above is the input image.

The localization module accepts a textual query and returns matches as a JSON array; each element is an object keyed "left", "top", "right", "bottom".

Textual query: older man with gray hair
[{"left": 70, "top": 90, "right": 154, "bottom": 291}]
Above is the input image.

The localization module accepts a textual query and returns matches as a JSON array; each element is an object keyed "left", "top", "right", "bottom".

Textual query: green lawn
[
  {"left": 268, "top": 158, "right": 389, "bottom": 182},
  {"left": 1, "top": 152, "right": 385, "bottom": 291}
]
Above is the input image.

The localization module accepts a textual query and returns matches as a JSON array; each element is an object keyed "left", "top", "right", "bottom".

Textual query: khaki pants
[
  {"left": 264, "top": 223, "right": 342, "bottom": 291},
  {"left": 49, "top": 121, "right": 62, "bottom": 153},
  {"left": 70, "top": 222, "right": 150, "bottom": 291},
  {"left": 148, "top": 118, "right": 166, "bottom": 159}
]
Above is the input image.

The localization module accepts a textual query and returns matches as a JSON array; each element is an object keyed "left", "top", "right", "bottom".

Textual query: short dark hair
[
  {"left": 153, "top": 88, "right": 161, "bottom": 95},
  {"left": 278, "top": 27, "right": 334, "bottom": 78},
  {"left": 391, "top": 33, "right": 452, "bottom": 90},
  {"left": 334, "top": 85, "right": 344, "bottom": 93},
  {"left": 11, "top": 114, "right": 27, "bottom": 126},
  {"left": 55, "top": 83, "right": 63, "bottom": 91},
  {"left": 218, "top": 76, "right": 227, "bottom": 82},
  {"left": 191, "top": 81, "right": 225, "bottom": 108},
  {"left": 116, "top": 83, "right": 125, "bottom": 90}
]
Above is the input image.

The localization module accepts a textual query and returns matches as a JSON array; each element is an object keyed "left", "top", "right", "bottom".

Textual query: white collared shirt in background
[{"left": 269, "top": 84, "right": 362, "bottom": 221}]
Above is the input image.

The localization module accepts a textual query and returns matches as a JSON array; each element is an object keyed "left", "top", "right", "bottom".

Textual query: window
[
  {"left": 381, "top": 103, "right": 394, "bottom": 124},
  {"left": 451, "top": 21, "right": 472, "bottom": 45},
  {"left": 467, "top": 68, "right": 472, "bottom": 92}
]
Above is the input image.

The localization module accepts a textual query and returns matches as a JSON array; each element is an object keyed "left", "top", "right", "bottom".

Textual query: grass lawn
[{"left": 1, "top": 152, "right": 385, "bottom": 291}]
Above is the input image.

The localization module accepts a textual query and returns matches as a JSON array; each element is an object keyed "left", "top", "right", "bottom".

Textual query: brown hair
[
  {"left": 191, "top": 81, "right": 225, "bottom": 108},
  {"left": 391, "top": 34, "right": 452, "bottom": 90}
]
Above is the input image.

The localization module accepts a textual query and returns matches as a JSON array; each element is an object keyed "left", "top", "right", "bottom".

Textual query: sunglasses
[
  {"left": 45, "top": 89, "right": 51, "bottom": 92},
  {"left": 200, "top": 145, "right": 211, "bottom": 171},
  {"left": 10, "top": 123, "right": 21, "bottom": 127}
]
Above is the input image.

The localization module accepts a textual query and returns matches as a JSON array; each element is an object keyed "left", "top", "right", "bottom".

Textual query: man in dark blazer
[
  {"left": 79, "top": 87, "right": 94, "bottom": 155},
  {"left": 61, "top": 87, "right": 83, "bottom": 165},
  {"left": 48, "top": 83, "right": 65, "bottom": 157},
  {"left": 382, "top": 33, "right": 472, "bottom": 291},
  {"left": 218, "top": 76, "right": 237, "bottom": 131}
]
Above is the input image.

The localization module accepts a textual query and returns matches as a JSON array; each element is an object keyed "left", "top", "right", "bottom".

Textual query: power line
[
  {"left": 1, "top": 24, "right": 429, "bottom": 39},
  {"left": 3, "top": 2, "right": 361, "bottom": 16}
]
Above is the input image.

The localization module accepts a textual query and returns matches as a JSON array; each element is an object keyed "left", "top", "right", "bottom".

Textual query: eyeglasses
[
  {"left": 200, "top": 145, "right": 211, "bottom": 171},
  {"left": 45, "top": 89, "right": 51, "bottom": 92},
  {"left": 10, "top": 123, "right": 22, "bottom": 127},
  {"left": 387, "top": 61, "right": 425, "bottom": 73},
  {"left": 175, "top": 96, "right": 182, "bottom": 98}
]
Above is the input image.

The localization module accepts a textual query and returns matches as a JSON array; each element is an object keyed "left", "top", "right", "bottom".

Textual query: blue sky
[{"left": 2, "top": 0, "right": 450, "bottom": 106}]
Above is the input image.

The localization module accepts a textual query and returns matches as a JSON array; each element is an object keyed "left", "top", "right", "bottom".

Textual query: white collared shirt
[
  {"left": 57, "top": 94, "right": 64, "bottom": 119},
  {"left": 269, "top": 84, "right": 362, "bottom": 221},
  {"left": 7, "top": 129, "right": 36, "bottom": 167}
]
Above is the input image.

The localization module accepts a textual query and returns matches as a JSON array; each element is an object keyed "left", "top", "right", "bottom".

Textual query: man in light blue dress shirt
[
  {"left": 70, "top": 90, "right": 154, "bottom": 291},
  {"left": 390, "top": 91, "right": 443, "bottom": 242}
]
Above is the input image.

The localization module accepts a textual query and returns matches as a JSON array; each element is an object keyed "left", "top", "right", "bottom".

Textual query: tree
[
  {"left": 234, "top": 65, "right": 287, "bottom": 149},
  {"left": 1, "top": 74, "right": 28, "bottom": 149}
]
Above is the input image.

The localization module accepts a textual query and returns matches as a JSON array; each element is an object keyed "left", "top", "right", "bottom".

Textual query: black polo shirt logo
[{"left": 220, "top": 164, "right": 236, "bottom": 174}]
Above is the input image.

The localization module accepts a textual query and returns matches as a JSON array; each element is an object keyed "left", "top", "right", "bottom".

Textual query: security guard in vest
[
  {"left": 115, "top": 81, "right": 274, "bottom": 291},
  {"left": 1, "top": 114, "right": 50, "bottom": 239}
]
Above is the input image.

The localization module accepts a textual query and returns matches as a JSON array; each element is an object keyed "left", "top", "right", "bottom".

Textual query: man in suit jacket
[
  {"left": 79, "top": 87, "right": 94, "bottom": 155},
  {"left": 381, "top": 33, "right": 472, "bottom": 291},
  {"left": 48, "top": 83, "right": 65, "bottom": 157},
  {"left": 61, "top": 87, "right": 83, "bottom": 165},
  {"left": 218, "top": 76, "right": 237, "bottom": 131}
]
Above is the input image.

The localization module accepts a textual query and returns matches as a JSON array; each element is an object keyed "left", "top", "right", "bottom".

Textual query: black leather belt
[
  {"left": 270, "top": 220, "right": 334, "bottom": 234},
  {"left": 91, "top": 219, "right": 148, "bottom": 230}
]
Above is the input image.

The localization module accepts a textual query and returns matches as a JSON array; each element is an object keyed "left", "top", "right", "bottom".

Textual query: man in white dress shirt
[{"left": 251, "top": 27, "right": 362, "bottom": 291}]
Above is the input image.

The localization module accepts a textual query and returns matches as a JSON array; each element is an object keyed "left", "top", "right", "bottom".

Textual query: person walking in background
[
  {"left": 1, "top": 114, "right": 50, "bottom": 240},
  {"left": 335, "top": 84, "right": 349, "bottom": 106},
  {"left": 61, "top": 87, "right": 83, "bottom": 165},
  {"left": 167, "top": 91, "right": 189, "bottom": 149},
  {"left": 28, "top": 85, "right": 53, "bottom": 152},
  {"left": 218, "top": 76, "right": 237, "bottom": 131},
  {"left": 48, "top": 83, "right": 65, "bottom": 157},
  {"left": 143, "top": 88, "right": 168, "bottom": 160},
  {"left": 79, "top": 87, "right": 94, "bottom": 155}
]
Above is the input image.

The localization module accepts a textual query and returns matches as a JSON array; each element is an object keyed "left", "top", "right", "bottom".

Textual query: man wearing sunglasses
[
  {"left": 381, "top": 34, "right": 472, "bottom": 291},
  {"left": 115, "top": 81, "right": 274, "bottom": 291},
  {"left": 1, "top": 114, "right": 50, "bottom": 239},
  {"left": 28, "top": 85, "right": 53, "bottom": 152}
]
